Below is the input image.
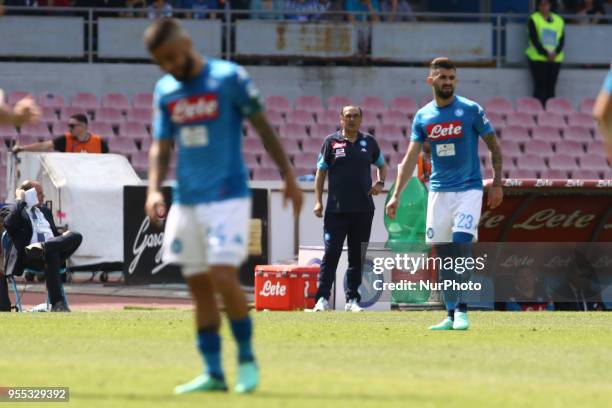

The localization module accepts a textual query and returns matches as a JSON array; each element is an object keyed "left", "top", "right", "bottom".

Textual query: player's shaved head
[
  {"left": 143, "top": 18, "right": 188, "bottom": 53},
  {"left": 429, "top": 57, "right": 456, "bottom": 74}
]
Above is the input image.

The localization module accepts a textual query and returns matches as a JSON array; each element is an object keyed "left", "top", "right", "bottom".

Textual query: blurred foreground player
[
  {"left": 0, "top": 92, "right": 41, "bottom": 127},
  {"left": 593, "top": 67, "right": 612, "bottom": 160},
  {"left": 143, "top": 19, "right": 302, "bottom": 394},
  {"left": 386, "top": 57, "right": 503, "bottom": 330}
]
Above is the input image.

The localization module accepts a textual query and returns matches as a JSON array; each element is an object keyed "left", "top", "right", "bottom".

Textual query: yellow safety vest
[{"left": 526, "top": 12, "right": 565, "bottom": 63}]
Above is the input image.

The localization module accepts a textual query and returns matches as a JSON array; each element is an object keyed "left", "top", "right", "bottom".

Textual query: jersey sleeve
[
  {"left": 371, "top": 138, "right": 385, "bottom": 167},
  {"left": 316, "top": 138, "right": 332, "bottom": 170},
  {"left": 152, "top": 82, "right": 175, "bottom": 141},
  {"left": 473, "top": 103, "right": 495, "bottom": 138},
  {"left": 231, "top": 66, "right": 264, "bottom": 118},
  {"left": 410, "top": 114, "right": 426, "bottom": 142},
  {"left": 604, "top": 69, "right": 612, "bottom": 93}
]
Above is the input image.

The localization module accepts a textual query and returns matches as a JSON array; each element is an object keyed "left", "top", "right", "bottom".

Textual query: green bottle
[{"left": 384, "top": 176, "right": 430, "bottom": 304}]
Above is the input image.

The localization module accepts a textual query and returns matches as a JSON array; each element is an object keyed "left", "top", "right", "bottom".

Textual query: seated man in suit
[{"left": 1, "top": 180, "right": 82, "bottom": 312}]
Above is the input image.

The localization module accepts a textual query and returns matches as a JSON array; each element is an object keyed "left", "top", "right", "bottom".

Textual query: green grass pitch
[{"left": 0, "top": 311, "right": 610, "bottom": 407}]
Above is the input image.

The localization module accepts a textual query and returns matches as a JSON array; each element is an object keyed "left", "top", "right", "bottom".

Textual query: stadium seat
[
  {"left": 133, "top": 93, "right": 153, "bottom": 109},
  {"left": 555, "top": 140, "right": 583, "bottom": 156},
  {"left": 293, "top": 153, "right": 317, "bottom": 169},
  {"left": 502, "top": 126, "right": 530, "bottom": 143},
  {"left": 101, "top": 93, "right": 130, "bottom": 110},
  {"left": 546, "top": 97, "right": 574, "bottom": 115},
  {"left": 375, "top": 124, "right": 405, "bottom": 142},
  {"left": 295, "top": 96, "right": 324, "bottom": 115},
  {"left": 38, "top": 92, "right": 65, "bottom": 111},
  {"left": 515, "top": 97, "right": 544, "bottom": 116},
  {"left": 242, "top": 151, "right": 259, "bottom": 168},
  {"left": 281, "top": 140, "right": 301, "bottom": 157},
  {"left": 377, "top": 138, "right": 396, "bottom": 154},
  {"left": 579, "top": 154, "right": 610, "bottom": 171},
  {"left": 60, "top": 106, "right": 89, "bottom": 121},
  {"left": 506, "top": 112, "right": 537, "bottom": 128},
  {"left": 532, "top": 126, "right": 562, "bottom": 143},
  {"left": 301, "top": 138, "right": 323, "bottom": 154},
  {"left": 380, "top": 110, "right": 410, "bottom": 127},
  {"left": 41, "top": 107, "right": 58, "bottom": 124},
  {"left": 118, "top": 122, "right": 149, "bottom": 140},
  {"left": 537, "top": 112, "right": 566, "bottom": 128},
  {"left": 540, "top": 169, "right": 569, "bottom": 179},
  {"left": 139, "top": 138, "right": 151, "bottom": 152},
  {"left": 361, "top": 96, "right": 387, "bottom": 114},
  {"left": 252, "top": 167, "right": 281, "bottom": 180},
  {"left": 361, "top": 111, "right": 379, "bottom": 131},
  {"left": 7, "top": 91, "right": 30, "bottom": 105},
  {"left": 126, "top": 107, "right": 151, "bottom": 124},
  {"left": 0, "top": 124, "right": 18, "bottom": 138},
  {"left": 243, "top": 137, "right": 266, "bottom": 153},
  {"left": 108, "top": 138, "right": 138, "bottom": 155},
  {"left": 548, "top": 154, "right": 577, "bottom": 172},
  {"left": 20, "top": 122, "right": 51, "bottom": 137},
  {"left": 89, "top": 122, "right": 114, "bottom": 137},
  {"left": 130, "top": 150, "right": 149, "bottom": 173},
  {"left": 499, "top": 140, "right": 522, "bottom": 157},
  {"left": 95, "top": 107, "right": 124, "bottom": 125},
  {"left": 15, "top": 135, "right": 41, "bottom": 146},
  {"left": 318, "top": 109, "right": 340, "bottom": 127},
  {"left": 579, "top": 98, "right": 596, "bottom": 115},
  {"left": 51, "top": 120, "right": 69, "bottom": 134},
  {"left": 311, "top": 123, "right": 335, "bottom": 140},
  {"left": 327, "top": 96, "right": 353, "bottom": 112},
  {"left": 564, "top": 126, "right": 593, "bottom": 143},
  {"left": 516, "top": 154, "right": 545, "bottom": 171},
  {"left": 294, "top": 167, "right": 315, "bottom": 178},
  {"left": 266, "top": 109, "right": 285, "bottom": 126},
  {"left": 529, "top": 139, "right": 555, "bottom": 157},
  {"left": 586, "top": 140, "right": 605, "bottom": 155},
  {"left": 265, "top": 96, "right": 291, "bottom": 114},
  {"left": 485, "top": 97, "right": 514, "bottom": 116},
  {"left": 286, "top": 110, "right": 315, "bottom": 127},
  {"left": 567, "top": 112, "right": 595, "bottom": 129},
  {"left": 571, "top": 169, "right": 600, "bottom": 179},
  {"left": 71, "top": 92, "right": 99, "bottom": 110},
  {"left": 389, "top": 97, "right": 418, "bottom": 118},
  {"left": 506, "top": 168, "right": 538, "bottom": 178},
  {"left": 279, "top": 123, "right": 309, "bottom": 141},
  {"left": 486, "top": 112, "right": 506, "bottom": 130}
]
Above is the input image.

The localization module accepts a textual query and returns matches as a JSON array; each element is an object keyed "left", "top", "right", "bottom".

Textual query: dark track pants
[
  {"left": 529, "top": 60, "right": 561, "bottom": 108},
  {"left": 316, "top": 212, "right": 374, "bottom": 302}
]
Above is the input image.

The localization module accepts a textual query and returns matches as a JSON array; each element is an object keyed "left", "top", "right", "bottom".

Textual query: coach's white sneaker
[
  {"left": 311, "top": 297, "right": 330, "bottom": 312},
  {"left": 345, "top": 299, "right": 363, "bottom": 312}
]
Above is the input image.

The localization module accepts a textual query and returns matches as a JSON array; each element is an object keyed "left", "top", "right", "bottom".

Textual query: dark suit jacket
[{"left": 1, "top": 201, "right": 59, "bottom": 277}]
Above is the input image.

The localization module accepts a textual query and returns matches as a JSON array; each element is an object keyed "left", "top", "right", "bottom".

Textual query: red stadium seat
[
  {"left": 15, "top": 135, "right": 41, "bottom": 146},
  {"left": 293, "top": 153, "right": 317, "bottom": 169},
  {"left": 130, "top": 150, "right": 149, "bottom": 172},
  {"left": 51, "top": 120, "right": 69, "bottom": 134},
  {"left": 133, "top": 93, "right": 153, "bottom": 109},
  {"left": 311, "top": 123, "right": 335, "bottom": 140},
  {"left": 265, "top": 96, "right": 291, "bottom": 114},
  {"left": 126, "top": 107, "right": 151, "bottom": 124},
  {"left": 41, "top": 107, "right": 58, "bottom": 124},
  {"left": 95, "top": 107, "right": 124, "bottom": 125},
  {"left": 286, "top": 110, "right": 315, "bottom": 127},
  {"left": 361, "top": 96, "right": 387, "bottom": 114},
  {"left": 532, "top": 126, "right": 562, "bottom": 143},
  {"left": 243, "top": 137, "right": 266, "bottom": 153},
  {"left": 377, "top": 138, "right": 396, "bottom": 154},
  {"left": 20, "top": 122, "right": 51, "bottom": 137},
  {"left": 546, "top": 97, "right": 574, "bottom": 115},
  {"left": 564, "top": 126, "right": 593, "bottom": 143},
  {"left": 71, "top": 92, "right": 99, "bottom": 110},
  {"left": 537, "top": 112, "right": 566, "bottom": 128},
  {"left": 7, "top": 91, "right": 30, "bottom": 105},
  {"left": 295, "top": 96, "right": 324, "bottom": 114},
  {"left": 60, "top": 106, "right": 90, "bottom": 121},
  {"left": 281, "top": 140, "right": 301, "bottom": 157},
  {"left": 540, "top": 169, "right": 569, "bottom": 179},
  {"left": 89, "top": 122, "right": 114, "bottom": 137},
  {"left": 108, "top": 138, "right": 138, "bottom": 155},
  {"left": 516, "top": 154, "right": 545, "bottom": 171},
  {"left": 528, "top": 139, "right": 554, "bottom": 157},
  {"left": 506, "top": 112, "right": 537, "bottom": 128},
  {"left": 375, "top": 124, "right": 405, "bottom": 141},
  {"left": 139, "top": 138, "right": 151, "bottom": 152},
  {"left": 389, "top": 97, "right": 418, "bottom": 118},
  {"left": 266, "top": 109, "right": 285, "bottom": 127},
  {"left": 502, "top": 126, "right": 530, "bottom": 143},
  {"left": 579, "top": 98, "right": 596, "bottom": 115},
  {"left": 567, "top": 112, "right": 595, "bottom": 129},
  {"left": 252, "top": 167, "right": 281, "bottom": 180},
  {"left": 555, "top": 140, "right": 583, "bottom": 156},
  {"left": 486, "top": 112, "right": 506, "bottom": 130},
  {"left": 506, "top": 168, "right": 538, "bottom": 178},
  {"left": 548, "top": 154, "right": 577, "bottom": 172},
  {"left": 571, "top": 169, "right": 600, "bottom": 179},
  {"left": 485, "top": 97, "right": 514, "bottom": 116},
  {"left": 301, "top": 138, "right": 323, "bottom": 154},
  {"left": 38, "top": 92, "right": 65, "bottom": 110},
  {"left": 279, "top": 123, "right": 308, "bottom": 141},
  {"left": 516, "top": 97, "right": 543, "bottom": 116},
  {"left": 361, "top": 111, "right": 379, "bottom": 131},
  {"left": 101, "top": 93, "right": 130, "bottom": 110},
  {"left": 294, "top": 167, "right": 315, "bottom": 177},
  {"left": 242, "top": 151, "right": 259, "bottom": 168},
  {"left": 118, "top": 122, "right": 149, "bottom": 140},
  {"left": 318, "top": 109, "right": 340, "bottom": 127},
  {"left": 380, "top": 110, "right": 410, "bottom": 127},
  {"left": 579, "top": 154, "right": 610, "bottom": 171},
  {"left": 327, "top": 96, "right": 353, "bottom": 112},
  {"left": 499, "top": 140, "right": 522, "bottom": 157},
  {"left": 586, "top": 140, "right": 605, "bottom": 155}
]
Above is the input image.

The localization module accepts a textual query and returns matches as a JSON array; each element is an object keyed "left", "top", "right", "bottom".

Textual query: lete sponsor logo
[
  {"left": 129, "top": 217, "right": 169, "bottom": 276},
  {"left": 259, "top": 280, "right": 287, "bottom": 297},
  {"left": 500, "top": 255, "right": 535, "bottom": 268},
  {"left": 513, "top": 209, "right": 596, "bottom": 230},
  {"left": 168, "top": 94, "right": 219, "bottom": 124},
  {"left": 426, "top": 121, "right": 464, "bottom": 140}
]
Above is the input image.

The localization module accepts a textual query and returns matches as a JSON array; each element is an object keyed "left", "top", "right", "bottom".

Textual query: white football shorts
[
  {"left": 425, "top": 189, "right": 483, "bottom": 243},
  {"left": 162, "top": 197, "right": 251, "bottom": 277}
]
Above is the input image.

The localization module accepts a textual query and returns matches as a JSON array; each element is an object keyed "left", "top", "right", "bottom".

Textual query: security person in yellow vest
[{"left": 526, "top": 0, "right": 565, "bottom": 107}]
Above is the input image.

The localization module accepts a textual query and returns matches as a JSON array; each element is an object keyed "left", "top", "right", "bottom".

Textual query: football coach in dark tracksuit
[{"left": 312, "top": 105, "right": 387, "bottom": 312}]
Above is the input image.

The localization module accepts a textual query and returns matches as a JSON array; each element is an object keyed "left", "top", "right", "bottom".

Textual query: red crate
[{"left": 254, "top": 265, "right": 319, "bottom": 311}]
